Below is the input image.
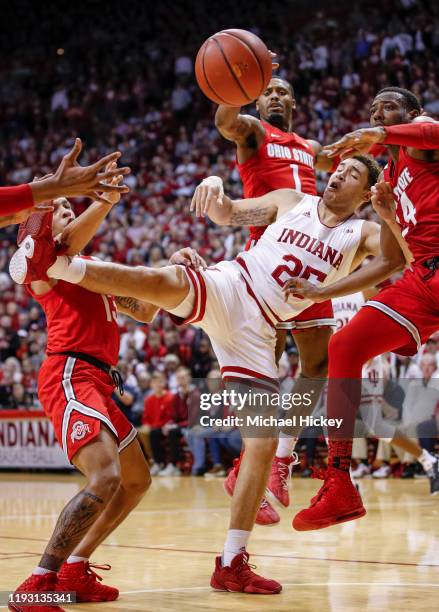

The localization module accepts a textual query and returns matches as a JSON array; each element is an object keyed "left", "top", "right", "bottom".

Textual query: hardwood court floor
[{"left": 0, "top": 472, "right": 438, "bottom": 611}]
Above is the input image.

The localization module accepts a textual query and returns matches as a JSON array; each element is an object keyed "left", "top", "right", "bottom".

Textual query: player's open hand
[
  {"left": 169, "top": 247, "right": 207, "bottom": 270},
  {"left": 282, "top": 277, "right": 325, "bottom": 303},
  {"left": 190, "top": 176, "right": 224, "bottom": 217},
  {"left": 371, "top": 181, "right": 396, "bottom": 222},
  {"left": 323, "top": 127, "right": 386, "bottom": 159},
  {"left": 51, "top": 138, "right": 131, "bottom": 203},
  {"left": 97, "top": 161, "right": 125, "bottom": 206}
]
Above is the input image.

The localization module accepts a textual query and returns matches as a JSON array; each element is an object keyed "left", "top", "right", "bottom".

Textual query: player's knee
[
  {"left": 124, "top": 468, "right": 151, "bottom": 498},
  {"left": 89, "top": 463, "right": 121, "bottom": 500},
  {"left": 301, "top": 354, "right": 328, "bottom": 379}
]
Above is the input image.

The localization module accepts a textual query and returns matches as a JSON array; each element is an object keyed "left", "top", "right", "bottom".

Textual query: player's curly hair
[
  {"left": 377, "top": 87, "right": 421, "bottom": 112},
  {"left": 352, "top": 154, "right": 381, "bottom": 188}
]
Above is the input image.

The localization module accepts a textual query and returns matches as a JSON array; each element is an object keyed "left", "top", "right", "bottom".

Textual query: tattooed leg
[
  {"left": 37, "top": 428, "right": 121, "bottom": 571},
  {"left": 71, "top": 438, "right": 151, "bottom": 558},
  {"left": 39, "top": 490, "right": 106, "bottom": 571}
]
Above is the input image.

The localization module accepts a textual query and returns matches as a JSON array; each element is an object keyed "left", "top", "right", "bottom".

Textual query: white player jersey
[
  {"left": 333, "top": 292, "right": 384, "bottom": 403},
  {"left": 235, "top": 194, "right": 364, "bottom": 325}
]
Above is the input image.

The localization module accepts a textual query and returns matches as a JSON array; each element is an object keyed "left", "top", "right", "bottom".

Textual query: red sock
[{"left": 326, "top": 306, "right": 413, "bottom": 472}]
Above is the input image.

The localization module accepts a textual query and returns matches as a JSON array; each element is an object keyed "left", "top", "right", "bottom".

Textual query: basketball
[{"left": 195, "top": 29, "right": 272, "bottom": 106}]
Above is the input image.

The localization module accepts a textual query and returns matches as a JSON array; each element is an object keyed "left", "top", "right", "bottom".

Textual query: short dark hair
[
  {"left": 376, "top": 87, "right": 421, "bottom": 112},
  {"left": 352, "top": 155, "right": 381, "bottom": 188},
  {"left": 270, "top": 76, "right": 294, "bottom": 98}
]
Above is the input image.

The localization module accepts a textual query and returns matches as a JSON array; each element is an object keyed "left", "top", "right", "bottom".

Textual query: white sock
[
  {"left": 418, "top": 449, "right": 437, "bottom": 473},
  {"left": 67, "top": 555, "right": 88, "bottom": 564},
  {"left": 33, "top": 567, "right": 55, "bottom": 575},
  {"left": 276, "top": 434, "right": 298, "bottom": 458},
  {"left": 47, "top": 256, "right": 86, "bottom": 283},
  {"left": 222, "top": 529, "right": 250, "bottom": 567}
]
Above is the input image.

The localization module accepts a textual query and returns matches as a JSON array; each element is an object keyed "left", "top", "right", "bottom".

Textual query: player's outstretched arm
[
  {"left": 190, "top": 175, "right": 301, "bottom": 226},
  {"left": 30, "top": 138, "right": 131, "bottom": 205},
  {"left": 323, "top": 121, "right": 439, "bottom": 159},
  {"left": 57, "top": 164, "right": 124, "bottom": 256},
  {"left": 283, "top": 222, "right": 405, "bottom": 302}
]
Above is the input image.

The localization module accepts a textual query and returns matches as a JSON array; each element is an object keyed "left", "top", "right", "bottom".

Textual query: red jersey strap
[
  {"left": 0, "top": 184, "right": 34, "bottom": 215},
  {"left": 383, "top": 123, "right": 439, "bottom": 149}
]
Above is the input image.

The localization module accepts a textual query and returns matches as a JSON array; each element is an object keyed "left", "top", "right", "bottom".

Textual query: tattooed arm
[
  {"left": 191, "top": 176, "right": 303, "bottom": 226},
  {"left": 115, "top": 296, "right": 159, "bottom": 323}
]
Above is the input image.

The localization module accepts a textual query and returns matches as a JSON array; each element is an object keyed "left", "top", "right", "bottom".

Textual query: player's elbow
[{"left": 214, "top": 107, "right": 230, "bottom": 129}]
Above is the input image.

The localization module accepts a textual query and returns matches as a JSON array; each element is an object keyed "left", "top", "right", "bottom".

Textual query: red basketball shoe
[
  {"left": 223, "top": 457, "right": 240, "bottom": 497},
  {"left": 293, "top": 467, "right": 366, "bottom": 531},
  {"left": 56, "top": 561, "right": 118, "bottom": 602},
  {"left": 223, "top": 458, "right": 280, "bottom": 526},
  {"left": 9, "top": 211, "right": 57, "bottom": 284},
  {"left": 8, "top": 572, "right": 65, "bottom": 612},
  {"left": 267, "top": 453, "right": 299, "bottom": 507},
  {"left": 210, "top": 552, "right": 282, "bottom": 594}
]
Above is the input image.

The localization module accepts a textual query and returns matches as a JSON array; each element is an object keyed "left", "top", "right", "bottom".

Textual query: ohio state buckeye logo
[{"left": 70, "top": 420, "right": 92, "bottom": 442}]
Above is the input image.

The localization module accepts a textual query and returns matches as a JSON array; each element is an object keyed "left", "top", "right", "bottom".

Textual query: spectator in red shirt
[
  {"left": 141, "top": 372, "right": 174, "bottom": 475},
  {"left": 158, "top": 366, "right": 200, "bottom": 476}
]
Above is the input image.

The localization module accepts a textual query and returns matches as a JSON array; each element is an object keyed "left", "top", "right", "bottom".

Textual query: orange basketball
[{"left": 195, "top": 29, "right": 273, "bottom": 106}]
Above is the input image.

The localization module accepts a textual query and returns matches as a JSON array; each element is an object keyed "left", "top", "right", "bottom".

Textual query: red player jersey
[
  {"left": 29, "top": 270, "right": 120, "bottom": 366},
  {"left": 237, "top": 120, "right": 317, "bottom": 240},
  {"left": 383, "top": 147, "right": 439, "bottom": 263}
]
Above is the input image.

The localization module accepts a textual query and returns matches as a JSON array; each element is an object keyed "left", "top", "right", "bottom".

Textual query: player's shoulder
[
  {"left": 359, "top": 219, "right": 380, "bottom": 252},
  {"left": 269, "top": 187, "right": 303, "bottom": 202},
  {"left": 362, "top": 219, "right": 380, "bottom": 234}
]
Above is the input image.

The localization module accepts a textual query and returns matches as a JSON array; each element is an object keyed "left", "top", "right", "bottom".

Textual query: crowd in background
[{"left": 0, "top": 0, "right": 438, "bottom": 474}]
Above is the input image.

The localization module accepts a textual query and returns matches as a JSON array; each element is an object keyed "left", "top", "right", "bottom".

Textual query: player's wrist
[
  {"left": 30, "top": 176, "right": 57, "bottom": 203},
  {"left": 373, "top": 127, "right": 387, "bottom": 143}
]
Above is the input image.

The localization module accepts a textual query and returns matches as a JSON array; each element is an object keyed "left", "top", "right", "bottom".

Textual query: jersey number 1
[{"left": 290, "top": 164, "right": 301, "bottom": 191}]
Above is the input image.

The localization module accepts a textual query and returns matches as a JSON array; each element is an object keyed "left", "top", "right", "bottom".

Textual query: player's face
[
  {"left": 256, "top": 79, "right": 295, "bottom": 130},
  {"left": 52, "top": 198, "right": 75, "bottom": 236},
  {"left": 324, "top": 159, "right": 370, "bottom": 206},
  {"left": 370, "top": 92, "right": 418, "bottom": 127}
]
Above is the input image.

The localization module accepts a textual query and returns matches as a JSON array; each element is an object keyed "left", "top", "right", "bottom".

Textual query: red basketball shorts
[
  {"left": 38, "top": 355, "right": 136, "bottom": 462},
  {"left": 364, "top": 265, "right": 439, "bottom": 356}
]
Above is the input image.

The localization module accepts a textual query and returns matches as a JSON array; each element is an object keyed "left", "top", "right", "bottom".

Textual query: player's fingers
[
  {"left": 98, "top": 182, "right": 129, "bottom": 193},
  {"left": 204, "top": 186, "right": 216, "bottom": 215},
  {"left": 93, "top": 192, "right": 115, "bottom": 205},
  {"left": 99, "top": 166, "right": 131, "bottom": 180},
  {"left": 198, "top": 185, "right": 208, "bottom": 217},
  {"left": 217, "top": 186, "right": 224, "bottom": 206},
  {"left": 92, "top": 151, "right": 122, "bottom": 172},
  {"left": 190, "top": 191, "right": 196, "bottom": 212},
  {"left": 198, "top": 255, "right": 208, "bottom": 269},
  {"left": 193, "top": 186, "right": 201, "bottom": 216},
  {"left": 63, "top": 138, "right": 82, "bottom": 164},
  {"left": 105, "top": 160, "right": 118, "bottom": 174}
]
